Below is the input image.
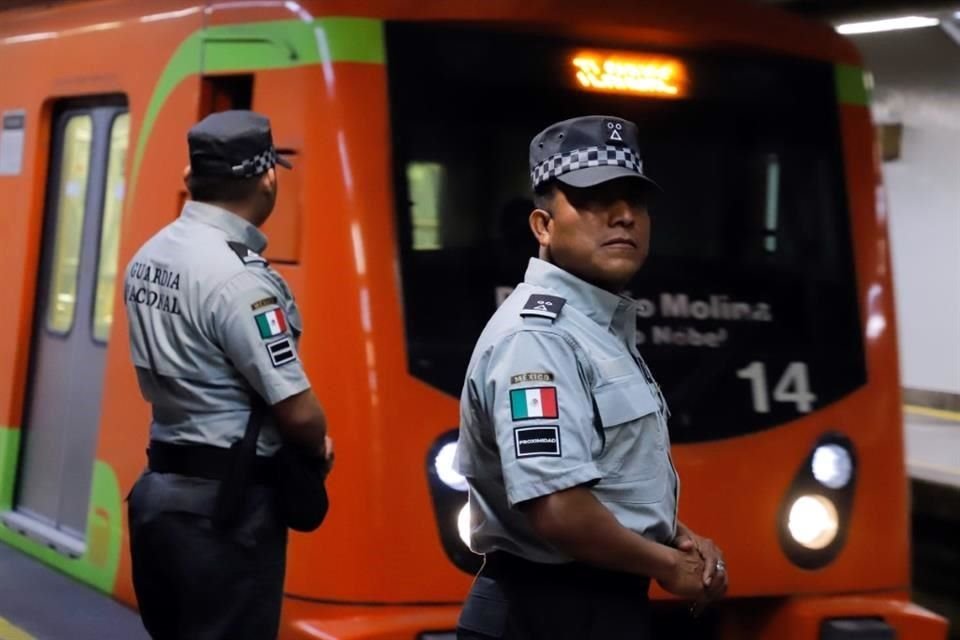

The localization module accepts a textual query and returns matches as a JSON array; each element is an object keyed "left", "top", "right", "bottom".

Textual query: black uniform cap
[
  {"left": 529, "top": 115, "right": 659, "bottom": 192},
  {"left": 187, "top": 110, "right": 292, "bottom": 179}
]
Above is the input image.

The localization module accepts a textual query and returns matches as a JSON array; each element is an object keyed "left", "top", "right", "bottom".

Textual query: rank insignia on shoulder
[
  {"left": 266, "top": 337, "right": 297, "bottom": 367},
  {"left": 520, "top": 294, "right": 566, "bottom": 321},
  {"left": 227, "top": 241, "right": 268, "bottom": 267}
]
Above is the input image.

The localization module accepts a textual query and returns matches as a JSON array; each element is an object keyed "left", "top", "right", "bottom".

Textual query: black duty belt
[
  {"left": 148, "top": 441, "right": 277, "bottom": 485},
  {"left": 482, "top": 551, "right": 651, "bottom": 593}
]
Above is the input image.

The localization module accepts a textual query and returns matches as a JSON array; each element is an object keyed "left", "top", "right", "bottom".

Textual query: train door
[{"left": 3, "top": 101, "right": 129, "bottom": 555}]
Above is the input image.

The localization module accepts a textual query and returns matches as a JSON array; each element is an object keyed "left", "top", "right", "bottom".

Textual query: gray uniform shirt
[
  {"left": 124, "top": 201, "right": 311, "bottom": 456},
  {"left": 455, "top": 258, "right": 679, "bottom": 564}
]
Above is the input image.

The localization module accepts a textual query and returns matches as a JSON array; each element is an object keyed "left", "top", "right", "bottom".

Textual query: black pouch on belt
[
  {"left": 215, "top": 396, "right": 330, "bottom": 532},
  {"left": 274, "top": 445, "right": 329, "bottom": 532}
]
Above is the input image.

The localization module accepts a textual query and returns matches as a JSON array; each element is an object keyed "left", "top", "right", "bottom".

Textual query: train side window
[
  {"left": 199, "top": 74, "right": 253, "bottom": 115},
  {"left": 249, "top": 69, "right": 302, "bottom": 264},
  {"left": 259, "top": 148, "right": 300, "bottom": 264},
  {"left": 92, "top": 113, "right": 130, "bottom": 342},
  {"left": 407, "top": 162, "right": 444, "bottom": 250},
  {"left": 46, "top": 114, "right": 93, "bottom": 334},
  {"left": 196, "top": 72, "right": 301, "bottom": 263}
]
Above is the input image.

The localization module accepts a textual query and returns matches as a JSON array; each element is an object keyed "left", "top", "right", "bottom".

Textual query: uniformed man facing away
[
  {"left": 124, "top": 110, "right": 332, "bottom": 640},
  {"left": 455, "top": 116, "right": 728, "bottom": 639}
]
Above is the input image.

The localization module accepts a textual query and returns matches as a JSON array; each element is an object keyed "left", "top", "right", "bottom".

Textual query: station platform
[
  {"left": 905, "top": 405, "right": 960, "bottom": 488},
  {"left": 0, "top": 406, "right": 956, "bottom": 640},
  {"left": 0, "top": 541, "right": 147, "bottom": 640}
]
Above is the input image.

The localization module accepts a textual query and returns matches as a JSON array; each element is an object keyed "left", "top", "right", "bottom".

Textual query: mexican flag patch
[
  {"left": 255, "top": 308, "right": 287, "bottom": 339},
  {"left": 510, "top": 387, "right": 558, "bottom": 421}
]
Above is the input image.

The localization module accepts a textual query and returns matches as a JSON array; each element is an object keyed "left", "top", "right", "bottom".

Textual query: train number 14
[{"left": 736, "top": 362, "right": 816, "bottom": 414}]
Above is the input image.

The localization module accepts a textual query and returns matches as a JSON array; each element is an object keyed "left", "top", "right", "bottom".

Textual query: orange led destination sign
[{"left": 572, "top": 52, "right": 689, "bottom": 98}]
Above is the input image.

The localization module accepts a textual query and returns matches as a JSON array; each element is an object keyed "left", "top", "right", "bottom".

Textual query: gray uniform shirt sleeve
[
  {"left": 209, "top": 270, "right": 311, "bottom": 405},
  {"left": 482, "top": 329, "right": 601, "bottom": 506}
]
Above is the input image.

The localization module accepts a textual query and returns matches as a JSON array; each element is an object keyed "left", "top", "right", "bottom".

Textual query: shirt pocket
[{"left": 593, "top": 376, "right": 664, "bottom": 483}]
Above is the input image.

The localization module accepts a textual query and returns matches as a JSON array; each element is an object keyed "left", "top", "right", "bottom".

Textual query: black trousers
[
  {"left": 457, "top": 552, "right": 652, "bottom": 640},
  {"left": 128, "top": 471, "right": 287, "bottom": 640}
]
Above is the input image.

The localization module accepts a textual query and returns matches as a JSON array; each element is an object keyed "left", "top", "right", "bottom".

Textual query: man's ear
[
  {"left": 262, "top": 167, "right": 277, "bottom": 192},
  {"left": 529, "top": 209, "right": 552, "bottom": 248},
  {"left": 182, "top": 165, "right": 191, "bottom": 188}
]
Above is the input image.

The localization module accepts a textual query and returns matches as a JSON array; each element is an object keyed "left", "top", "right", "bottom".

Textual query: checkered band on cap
[
  {"left": 231, "top": 147, "right": 278, "bottom": 177},
  {"left": 531, "top": 145, "right": 643, "bottom": 188}
]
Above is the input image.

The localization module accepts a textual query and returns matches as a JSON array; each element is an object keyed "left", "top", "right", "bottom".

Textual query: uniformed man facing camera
[
  {"left": 455, "top": 116, "right": 728, "bottom": 639},
  {"left": 124, "top": 110, "right": 332, "bottom": 640}
]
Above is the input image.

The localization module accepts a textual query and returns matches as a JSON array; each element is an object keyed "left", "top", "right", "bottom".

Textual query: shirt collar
[
  {"left": 523, "top": 258, "right": 636, "bottom": 334},
  {"left": 180, "top": 200, "right": 268, "bottom": 254}
]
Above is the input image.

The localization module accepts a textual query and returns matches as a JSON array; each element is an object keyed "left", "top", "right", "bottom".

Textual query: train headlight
[
  {"left": 426, "top": 430, "right": 482, "bottom": 574},
  {"left": 457, "top": 503, "right": 471, "bottom": 546},
  {"left": 779, "top": 433, "right": 855, "bottom": 569},
  {"left": 434, "top": 442, "right": 468, "bottom": 491},
  {"left": 811, "top": 444, "right": 853, "bottom": 489},
  {"left": 788, "top": 495, "right": 839, "bottom": 550}
]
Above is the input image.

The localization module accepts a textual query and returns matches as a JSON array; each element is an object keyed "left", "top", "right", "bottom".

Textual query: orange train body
[{"left": 0, "top": 1, "right": 948, "bottom": 638}]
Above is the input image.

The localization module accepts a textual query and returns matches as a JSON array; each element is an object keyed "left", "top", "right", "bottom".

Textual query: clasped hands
[{"left": 663, "top": 525, "right": 728, "bottom": 617}]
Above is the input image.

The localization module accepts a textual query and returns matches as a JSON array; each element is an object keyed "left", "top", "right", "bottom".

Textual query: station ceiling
[
  {"left": 758, "top": 0, "right": 958, "bottom": 20},
  {"left": 0, "top": 0, "right": 957, "bottom": 23}
]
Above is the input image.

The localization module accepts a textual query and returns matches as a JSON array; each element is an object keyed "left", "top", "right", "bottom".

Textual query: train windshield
[{"left": 386, "top": 23, "right": 867, "bottom": 442}]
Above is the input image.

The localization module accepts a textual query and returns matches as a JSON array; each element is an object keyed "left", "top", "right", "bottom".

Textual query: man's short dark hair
[
  {"left": 186, "top": 173, "right": 261, "bottom": 203},
  {"left": 533, "top": 181, "right": 558, "bottom": 213}
]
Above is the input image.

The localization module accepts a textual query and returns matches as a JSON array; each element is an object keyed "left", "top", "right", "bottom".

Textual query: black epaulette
[
  {"left": 227, "top": 241, "right": 268, "bottom": 267},
  {"left": 519, "top": 294, "right": 566, "bottom": 322}
]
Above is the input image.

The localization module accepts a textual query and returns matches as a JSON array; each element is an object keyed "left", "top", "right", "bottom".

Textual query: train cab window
[
  {"left": 46, "top": 114, "right": 93, "bottom": 334},
  {"left": 387, "top": 24, "right": 867, "bottom": 442},
  {"left": 92, "top": 113, "right": 130, "bottom": 342}
]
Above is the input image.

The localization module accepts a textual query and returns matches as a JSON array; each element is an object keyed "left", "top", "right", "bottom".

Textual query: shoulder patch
[
  {"left": 227, "top": 241, "right": 268, "bottom": 267},
  {"left": 520, "top": 294, "right": 566, "bottom": 321},
  {"left": 266, "top": 337, "right": 297, "bottom": 367},
  {"left": 514, "top": 426, "right": 561, "bottom": 458},
  {"left": 510, "top": 387, "right": 559, "bottom": 421},
  {"left": 255, "top": 308, "right": 288, "bottom": 339}
]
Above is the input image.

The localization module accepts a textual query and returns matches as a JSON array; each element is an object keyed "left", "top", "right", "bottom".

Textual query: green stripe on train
[
  {"left": 129, "top": 17, "right": 384, "bottom": 204},
  {"left": 835, "top": 64, "right": 870, "bottom": 106},
  {"left": 0, "top": 426, "right": 122, "bottom": 594},
  {"left": 0, "top": 426, "right": 19, "bottom": 510}
]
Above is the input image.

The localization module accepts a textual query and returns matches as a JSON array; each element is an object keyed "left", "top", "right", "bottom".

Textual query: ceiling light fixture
[{"left": 835, "top": 16, "right": 940, "bottom": 35}]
